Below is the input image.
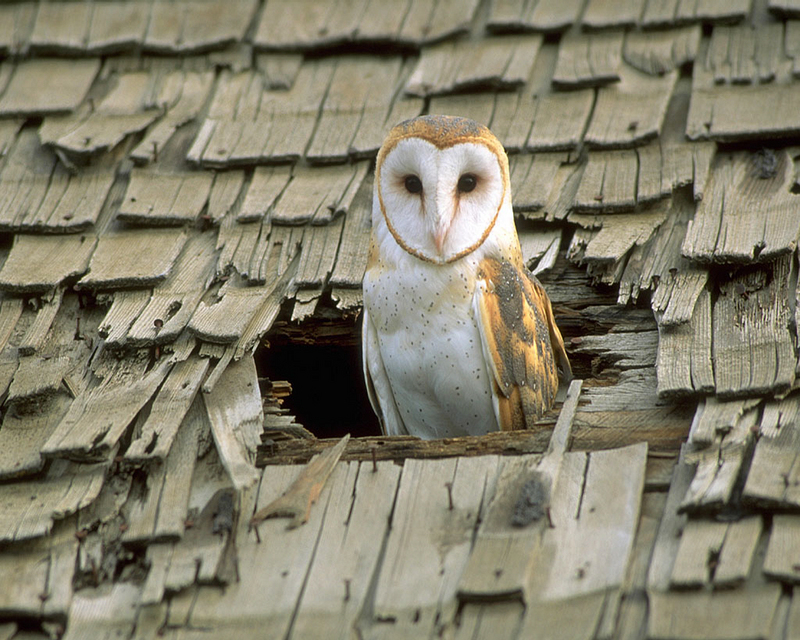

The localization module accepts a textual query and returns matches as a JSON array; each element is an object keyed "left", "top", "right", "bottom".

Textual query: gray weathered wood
[
  {"left": 763, "top": 515, "right": 800, "bottom": 583},
  {"left": 239, "top": 165, "right": 292, "bottom": 222},
  {"left": 586, "top": 67, "right": 677, "bottom": 149},
  {"left": 124, "top": 397, "right": 206, "bottom": 543},
  {"left": 712, "top": 255, "right": 795, "bottom": 398},
  {"left": 487, "top": 0, "right": 583, "bottom": 32},
  {"left": 458, "top": 380, "right": 581, "bottom": 601},
  {"left": 79, "top": 228, "right": 187, "bottom": 290},
  {"left": 573, "top": 150, "right": 638, "bottom": 212},
  {"left": 42, "top": 354, "right": 172, "bottom": 461},
  {"left": 683, "top": 150, "right": 800, "bottom": 264},
  {"left": 61, "top": 583, "right": 141, "bottom": 640},
  {"left": 553, "top": 29, "right": 623, "bottom": 87},
  {"left": 624, "top": 25, "right": 701, "bottom": 74},
  {"left": 371, "top": 456, "right": 500, "bottom": 635},
  {"left": 0, "top": 58, "right": 99, "bottom": 115},
  {"left": 290, "top": 460, "right": 402, "bottom": 639},
  {"left": 406, "top": 36, "right": 542, "bottom": 97},
  {"left": 744, "top": 401, "right": 800, "bottom": 509},
  {"left": 0, "top": 234, "right": 96, "bottom": 293},
  {"left": 125, "top": 230, "right": 218, "bottom": 346},
  {"left": 118, "top": 171, "right": 214, "bottom": 225},
  {"left": 0, "top": 391, "right": 71, "bottom": 480},
  {"left": 126, "top": 357, "right": 210, "bottom": 462},
  {"left": 86, "top": 1, "right": 149, "bottom": 53},
  {"left": 188, "top": 464, "right": 327, "bottom": 636},
  {"left": 203, "top": 355, "right": 262, "bottom": 491},
  {"left": 582, "top": 0, "right": 645, "bottom": 29}
]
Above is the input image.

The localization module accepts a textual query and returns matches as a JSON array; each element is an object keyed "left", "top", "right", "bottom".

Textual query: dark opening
[{"left": 257, "top": 326, "right": 381, "bottom": 439}]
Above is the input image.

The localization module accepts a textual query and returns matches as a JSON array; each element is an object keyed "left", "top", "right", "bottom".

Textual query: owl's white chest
[{"left": 363, "top": 254, "right": 498, "bottom": 438}]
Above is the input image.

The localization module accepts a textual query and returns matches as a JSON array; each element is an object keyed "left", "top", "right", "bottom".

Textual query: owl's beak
[{"left": 433, "top": 224, "right": 448, "bottom": 254}]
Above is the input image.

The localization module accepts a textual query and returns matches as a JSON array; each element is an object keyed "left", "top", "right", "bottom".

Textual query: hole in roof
[{"left": 257, "top": 317, "right": 380, "bottom": 439}]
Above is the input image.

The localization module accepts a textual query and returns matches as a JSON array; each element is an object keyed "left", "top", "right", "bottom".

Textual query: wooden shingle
[
  {"left": 0, "top": 58, "right": 99, "bottom": 116},
  {"left": 79, "top": 228, "right": 187, "bottom": 290},
  {"left": 487, "top": 0, "right": 584, "bottom": 33},
  {"left": 682, "top": 150, "right": 800, "bottom": 264}
]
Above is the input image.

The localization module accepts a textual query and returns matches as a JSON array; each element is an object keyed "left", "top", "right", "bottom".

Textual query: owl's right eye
[{"left": 404, "top": 175, "right": 423, "bottom": 194}]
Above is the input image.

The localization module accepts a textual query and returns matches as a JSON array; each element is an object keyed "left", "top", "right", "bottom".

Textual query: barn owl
[{"left": 362, "top": 115, "right": 571, "bottom": 439}]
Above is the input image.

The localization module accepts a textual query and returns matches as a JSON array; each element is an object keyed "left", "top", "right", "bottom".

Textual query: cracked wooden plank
[
  {"left": 295, "top": 217, "right": 345, "bottom": 289},
  {"left": 573, "top": 150, "right": 639, "bottom": 212},
  {"left": 78, "top": 228, "right": 187, "bottom": 290},
  {"left": 203, "top": 355, "right": 262, "bottom": 490},
  {"left": 553, "top": 30, "right": 623, "bottom": 88},
  {"left": 272, "top": 163, "right": 369, "bottom": 225},
  {"left": 188, "top": 461, "right": 334, "bottom": 636},
  {"left": 687, "top": 30, "right": 800, "bottom": 141},
  {"left": 124, "top": 230, "right": 219, "bottom": 347},
  {"left": 743, "top": 395, "right": 800, "bottom": 509},
  {"left": 42, "top": 353, "right": 172, "bottom": 462},
  {"left": 582, "top": 0, "right": 645, "bottom": 30},
  {"left": 98, "top": 289, "right": 152, "bottom": 344},
  {"left": 457, "top": 380, "right": 581, "bottom": 602},
  {"left": 370, "top": 456, "right": 500, "bottom": 636},
  {"left": 0, "top": 58, "right": 99, "bottom": 115},
  {"left": 308, "top": 56, "right": 405, "bottom": 164},
  {"left": 29, "top": 166, "right": 116, "bottom": 232},
  {"left": 18, "top": 287, "right": 64, "bottom": 356},
  {"left": 131, "top": 70, "right": 216, "bottom": 164},
  {"left": 290, "top": 459, "right": 402, "bottom": 639},
  {"left": 124, "top": 396, "right": 207, "bottom": 543},
  {"left": 682, "top": 150, "right": 800, "bottom": 264},
  {"left": 126, "top": 357, "right": 210, "bottom": 462},
  {"left": 655, "top": 287, "right": 715, "bottom": 398},
  {"left": 0, "top": 128, "right": 57, "bottom": 231},
  {"left": 118, "top": 171, "right": 213, "bottom": 225},
  {"left": 406, "top": 35, "right": 542, "bottom": 97},
  {"left": 487, "top": 0, "right": 583, "bottom": 32},
  {"left": 585, "top": 67, "right": 677, "bottom": 149},
  {"left": 0, "top": 234, "right": 96, "bottom": 294},
  {"left": 0, "top": 518, "right": 78, "bottom": 619},
  {"left": 329, "top": 179, "right": 372, "bottom": 289},
  {"left": 712, "top": 255, "right": 795, "bottom": 398},
  {"left": 510, "top": 153, "right": 569, "bottom": 213},
  {"left": 516, "top": 443, "right": 648, "bottom": 639},
  {"left": 572, "top": 207, "right": 670, "bottom": 264},
  {"left": 763, "top": 515, "right": 800, "bottom": 583},
  {"left": 239, "top": 165, "right": 292, "bottom": 222},
  {"left": 0, "top": 463, "right": 105, "bottom": 542}
]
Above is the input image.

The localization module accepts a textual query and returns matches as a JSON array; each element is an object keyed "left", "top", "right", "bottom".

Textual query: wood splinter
[{"left": 250, "top": 434, "right": 350, "bottom": 531}]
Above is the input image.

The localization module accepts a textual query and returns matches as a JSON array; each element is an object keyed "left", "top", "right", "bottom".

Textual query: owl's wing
[
  {"left": 362, "top": 307, "right": 409, "bottom": 436},
  {"left": 473, "top": 258, "right": 571, "bottom": 431}
]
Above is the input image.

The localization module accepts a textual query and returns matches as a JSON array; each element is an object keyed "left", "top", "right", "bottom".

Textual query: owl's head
[{"left": 374, "top": 115, "right": 512, "bottom": 264}]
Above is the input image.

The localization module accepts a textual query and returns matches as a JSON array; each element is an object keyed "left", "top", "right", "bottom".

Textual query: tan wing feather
[{"left": 474, "top": 258, "right": 570, "bottom": 431}]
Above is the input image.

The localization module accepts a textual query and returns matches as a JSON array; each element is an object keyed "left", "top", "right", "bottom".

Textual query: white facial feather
[{"left": 376, "top": 138, "right": 508, "bottom": 264}]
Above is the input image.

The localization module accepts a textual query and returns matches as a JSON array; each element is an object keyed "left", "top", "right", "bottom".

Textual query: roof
[{"left": 0, "top": 1, "right": 798, "bottom": 639}]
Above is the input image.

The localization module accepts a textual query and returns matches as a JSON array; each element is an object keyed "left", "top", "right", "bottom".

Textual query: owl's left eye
[
  {"left": 457, "top": 173, "right": 477, "bottom": 193},
  {"left": 404, "top": 175, "right": 423, "bottom": 194}
]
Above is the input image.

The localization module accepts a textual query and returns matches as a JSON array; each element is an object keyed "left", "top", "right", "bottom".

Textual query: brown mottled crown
[{"left": 378, "top": 115, "right": 506, "bottom": 162}]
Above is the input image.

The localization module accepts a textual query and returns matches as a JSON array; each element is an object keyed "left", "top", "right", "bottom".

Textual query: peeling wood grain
[{"left": 203, "top": 355, "right": 263, "bottom": 491}]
